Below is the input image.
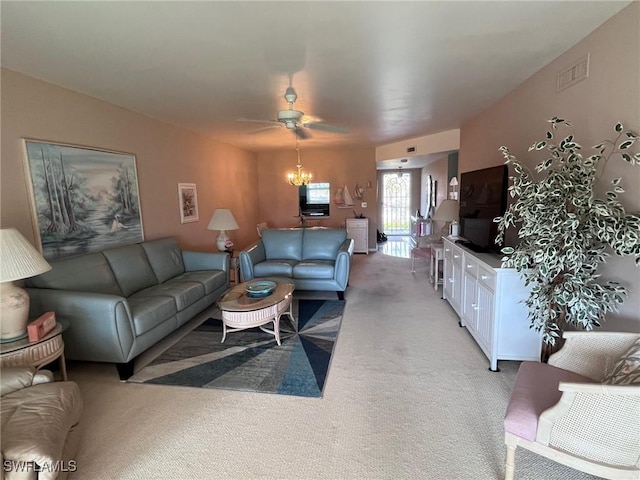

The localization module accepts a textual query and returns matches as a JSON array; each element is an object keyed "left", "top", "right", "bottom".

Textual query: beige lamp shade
[
  {"left": 432, "top": 199, "right": 459, "bottom": 222},
  {"left": 207, "top": 209, "right": 239, "bottom": 251},
  {"left": 0, "top": 228, "right": 52, "bottom": 341},
  {"left": 0, "top": 228, "right": 51, "bottom": 282},
  {"left": 207, "top": 209, "right": 239, "bottom": 231}
]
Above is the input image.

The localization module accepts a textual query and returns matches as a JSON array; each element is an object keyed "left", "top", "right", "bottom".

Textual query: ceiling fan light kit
[{"left": 237, "top": 83, "right": 349, "bottom": 139}]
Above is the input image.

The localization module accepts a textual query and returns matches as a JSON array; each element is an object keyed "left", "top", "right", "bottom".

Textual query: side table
[
  {"left": 430, "top": 244, "right": 445, "bottom": 291},
  {"left": 0, "top": 320, "right": 68, "bottom": 380},
  {"left": 229, "top": 252, "right": 240, "bottom": 285}
]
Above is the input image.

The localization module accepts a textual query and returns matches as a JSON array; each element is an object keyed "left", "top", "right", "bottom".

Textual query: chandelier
[{"left": 286, "top": 138, "right": 312, "bottom": 186}]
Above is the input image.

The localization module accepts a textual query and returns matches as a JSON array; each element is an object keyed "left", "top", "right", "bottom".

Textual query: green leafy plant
[{"left": 495, "top": 118, "right": 640, "bottom": 344}]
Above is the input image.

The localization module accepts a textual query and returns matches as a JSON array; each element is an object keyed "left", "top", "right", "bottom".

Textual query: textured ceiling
[{"left": 1, "top": 1, "right": 630, "bottom": 159}]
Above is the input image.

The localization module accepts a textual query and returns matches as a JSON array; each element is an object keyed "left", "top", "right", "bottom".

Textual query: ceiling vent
[{"left": 557, "top": 54, "right": 590, "bottom": 92}]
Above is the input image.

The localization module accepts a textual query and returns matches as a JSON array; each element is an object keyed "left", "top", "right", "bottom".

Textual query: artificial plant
[{"left": 495, "top": 118, "right": 640, "bottom": 344}]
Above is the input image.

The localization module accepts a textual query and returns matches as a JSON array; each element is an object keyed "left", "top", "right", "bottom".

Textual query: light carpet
[
  {"left": 128, "top": 299, "right": 345, "bottom": 397},
  {"left": 66, "top": 252, "right": 599, "bottom": 480}
]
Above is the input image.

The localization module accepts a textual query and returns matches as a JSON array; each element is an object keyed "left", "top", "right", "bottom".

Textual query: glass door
[{"left": 381, "top": 172, "right": 411, "bottom": 235}]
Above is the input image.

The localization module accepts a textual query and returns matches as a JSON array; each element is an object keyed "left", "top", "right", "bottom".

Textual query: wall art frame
[
  {"left": 22, "top": 139, "right": 144, "bottom": 260},
  {"left": 178, "top": 183, "right": 199, "bottom": 223}
]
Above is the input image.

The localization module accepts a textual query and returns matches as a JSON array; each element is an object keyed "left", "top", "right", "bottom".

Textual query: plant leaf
[{"left": 615, "top": 122, "right": 623, "bottom": 132}]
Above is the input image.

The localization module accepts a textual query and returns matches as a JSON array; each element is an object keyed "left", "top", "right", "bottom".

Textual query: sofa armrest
[
  {"left": 549, "top": 331, "right": 640, "bottom": 380},
  {"left": 182, "top": 250, "right": 229, "bottom": 273},
  {"left": 239, "top": 241, "right": 266, "bottom": 282},
  {"left": 333, "top": 239, "right": 354, "bottom": 290},
  {"left": 340, "top": 237, "right": 355, "bottom": 256},
  {"left": 1, "top": 367, "right": 54, "bottom": 397},
  {"left": 27, "top": 288, "right": 136, "bottom": 363},
  {"left": 536, "top": 383, "right": 640, "bottom": 465}
]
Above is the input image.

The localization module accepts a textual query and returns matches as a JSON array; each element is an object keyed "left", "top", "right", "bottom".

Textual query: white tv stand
[{"left": 442, "top": 237, "right": 542, "bottom": 371}]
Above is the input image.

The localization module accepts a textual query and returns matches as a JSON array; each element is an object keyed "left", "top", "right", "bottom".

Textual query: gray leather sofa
[
  {"left": 26, "top": 237, "right": 229, "bottom": 379},
  {"left": 239, "top": 228, "right": 354, "bottom": 300}
]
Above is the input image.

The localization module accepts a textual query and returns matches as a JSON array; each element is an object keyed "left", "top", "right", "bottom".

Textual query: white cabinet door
[
  {"left": 443, "top": 244, "right": 454, "bottom": 301},
  {"left": 462, "top": 269, "right": 477, "bottom": 330},
  {"left": 475, "top": 282, "right": 495, "bottom": 363}
]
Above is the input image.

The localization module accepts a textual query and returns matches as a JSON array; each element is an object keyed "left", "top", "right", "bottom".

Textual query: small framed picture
[{"left": 178, "top": 183, "right": 199, "bottom": 223}]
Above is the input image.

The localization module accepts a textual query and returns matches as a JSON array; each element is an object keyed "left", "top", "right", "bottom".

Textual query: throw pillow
[{"left": 603, "top": 338, "right": 640, "bottom": 385}]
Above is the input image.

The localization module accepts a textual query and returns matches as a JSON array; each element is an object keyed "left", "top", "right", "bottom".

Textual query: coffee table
[{"left": 217, "top": 277, "right": 295, "bottom": 345}]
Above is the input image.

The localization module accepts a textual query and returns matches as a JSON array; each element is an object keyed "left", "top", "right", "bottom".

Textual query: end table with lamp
[
  {"left": 0, "top": 228, "right": 52, "bottom": 342},
  {"left": 207, "top": 208, "right": 239, "bottom": 252}
]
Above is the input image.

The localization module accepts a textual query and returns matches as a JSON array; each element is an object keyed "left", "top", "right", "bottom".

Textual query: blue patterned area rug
[{"left": 128, "top": 299, "right": 344, "bottom": 398}]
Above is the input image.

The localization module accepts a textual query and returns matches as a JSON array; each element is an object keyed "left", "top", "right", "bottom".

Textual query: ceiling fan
[{"left": 237, "top": 84, "right": 349, "bottom": 139}]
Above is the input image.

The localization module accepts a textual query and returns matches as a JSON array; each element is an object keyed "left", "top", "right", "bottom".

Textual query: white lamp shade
[
  {"left": 432, "top": 199, "right": 459, "bottom": 222},
  {"left": 0, "top": 228, "right": 51, "bottom": 341},
  {"left": 0, "top": 228, "right": 51, "bottom": 282},
  {"left": 207, "top": 209, "right": 239, "bottom": 231}
]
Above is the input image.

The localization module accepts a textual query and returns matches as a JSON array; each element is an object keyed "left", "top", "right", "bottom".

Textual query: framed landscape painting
[
  {"left": 23, "top": 140, "right": 144, "bottom": 260},
  {"left": 178, "top": 183, "right": 199, "bottom": 223}
]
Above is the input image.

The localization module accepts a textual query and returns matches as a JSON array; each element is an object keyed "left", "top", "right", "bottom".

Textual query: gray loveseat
[
  {"left": 26, "top": 237, "right": 229, "bottom": 379},
  {"left": 239, "top": 228, "right": 354, "bottom": 300}
]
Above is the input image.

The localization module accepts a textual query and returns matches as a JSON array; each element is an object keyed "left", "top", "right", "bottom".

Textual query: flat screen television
[
  {"left": 458, "top": 165, "right": 509, "bottom": 253},
  {"left": 299, "top": 182, "right": 330, "bottom": 217}
]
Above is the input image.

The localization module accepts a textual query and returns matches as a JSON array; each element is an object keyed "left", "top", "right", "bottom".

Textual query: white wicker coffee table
[{"left": 217, "top": 277, "right": 294, "bottom": 345}]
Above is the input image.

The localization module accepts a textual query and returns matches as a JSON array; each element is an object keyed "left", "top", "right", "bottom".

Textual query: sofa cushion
[
  {"left": 127, "top": 295, "right": 177, "bottom": 336},
  {"left": 254, "top": 259, "right": 297, "bottom": 278},
  {"left": 262, "top": 229, "right": 303, "bottom": 261},
  {"left": 504, "top": 361, "right": 592, "bottom": 442},
  {"left": 141, "top": 237, "right": 186, "bottom": 283},
  {"left": 134, "top": 282, "right": 204, "bottom": 311},
  {"left": 103, "top": 244, "right": 158, "bottom": 297},
  {"left": 26, "top": 252, "right": 122, "bottom": 296},
  {"left": 302, "top": 228, "right": 347, "bottom": 260},
  {"left": 293, "top": 260, "right": 335, "bottom": 279},
  {"left": 167, "top": 270, "right": 227, "bottom": 295}
]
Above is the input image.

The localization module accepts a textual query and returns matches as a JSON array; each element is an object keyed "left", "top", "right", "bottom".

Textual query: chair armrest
[
  {"left": 339, "top": 238, "right": 355, "bottom": 256},
  {"left": 333, "top": 239, "right": 354, "bottom": 289},
  {"left": 548, "top": 331, "right": 640, "bottom": 380},
  {"left": 239, "top": 241, "right": 266, "bottom": 282},
  {"left": 0, "top": 367, "right": 54, "bottom": 396},
  {"left": 182, "top": 250, "right": 229, "bottom": 273},
  {"left": 537, "top": 383, "right": 640, "bottom": 466},
  {"left": 28, "top": 288, "right": 136, "bottom": 363}
]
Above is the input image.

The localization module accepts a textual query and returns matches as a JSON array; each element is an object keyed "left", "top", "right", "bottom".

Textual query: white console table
[{"left": 442, "top": 237, "right": 542, "bottom": 371}]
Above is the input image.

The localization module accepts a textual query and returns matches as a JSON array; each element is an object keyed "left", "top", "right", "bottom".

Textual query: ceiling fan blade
[
  {"left": 295, "top": 127, "right": 310, "bottom": 140},
  {"left": 302, "top": 122, "right": 349, "bottom": 134},
  {"left": 249, "top": 125, "right": 283, "bottom": 134},
  {"left": 236, "top": 117, "right": 280, "bottom": 126}
]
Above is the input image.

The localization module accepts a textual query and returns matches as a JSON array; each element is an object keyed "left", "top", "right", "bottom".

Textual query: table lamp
[
  {"left": 207, "top": 209, "right": 239, "bottom": 251},
  {"left": 0, "top": 228, "right": 52, "bottom": 341},
  {"left": 432, "top": 199, "right": 459, "bottom": 238}
]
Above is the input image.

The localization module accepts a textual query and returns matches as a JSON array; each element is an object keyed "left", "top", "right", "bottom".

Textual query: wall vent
[
  {"left": 556, "top": 54, "right": 590, "bottom": 92},
  {"left": 406, "top": 146, "right": 416, "bottom": 153}
]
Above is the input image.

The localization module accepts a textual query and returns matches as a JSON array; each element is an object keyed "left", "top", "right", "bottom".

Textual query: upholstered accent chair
[
  {"left": 504, "top": 331, "right": 640, "bottom": 480},
  {"left": 1, "top": 367, "right": 83, "bottom": 480}
]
